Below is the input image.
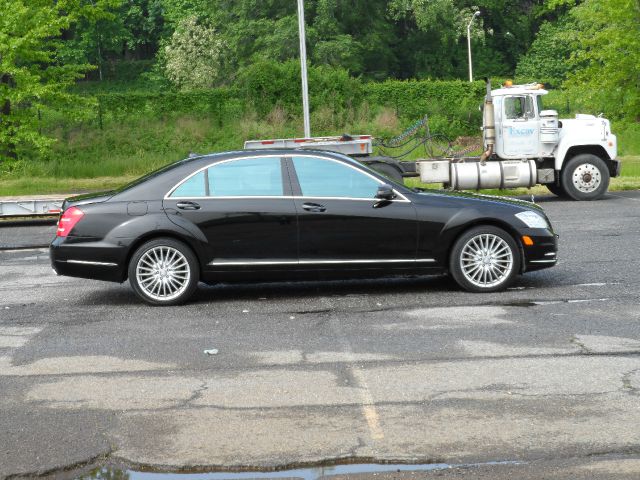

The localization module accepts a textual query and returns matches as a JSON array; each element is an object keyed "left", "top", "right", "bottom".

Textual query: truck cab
[
  {"left": 492, "top": 87, "right": 546, "bottom": 159},
  {"left": 489, "top": 83, "right": 620, "bottom": 200}
]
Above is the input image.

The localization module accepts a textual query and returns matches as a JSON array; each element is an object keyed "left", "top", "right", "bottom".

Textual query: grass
[
  {"left": 0, "top": 176, "right": 138, "bottom": 197},
  {"left": 1, "top": 105, "right": 638, "bottom": 197}
]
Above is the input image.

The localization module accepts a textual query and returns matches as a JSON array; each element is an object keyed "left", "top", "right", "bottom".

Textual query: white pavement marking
[{"left": 323, "top": 296, "right": 385, "bottom": 442}]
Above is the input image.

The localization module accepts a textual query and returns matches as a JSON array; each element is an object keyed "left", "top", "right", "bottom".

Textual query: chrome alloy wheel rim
[
  {"left": 460, "top": 234, "right": 513, "bottom": 288},
  {"left": 136, "top": 246, "right": 190, "bottom": 301},
  {"left": 572, "top": 163, "right": 602, "bottom": 193}
]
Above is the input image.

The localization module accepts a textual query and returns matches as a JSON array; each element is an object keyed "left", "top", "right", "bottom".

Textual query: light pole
[
  {"left": 297, "top": 0, "right": 311, "bottom": 138},
  {"left": 467, "top": 11, "right": 481, "bottom": 82}
]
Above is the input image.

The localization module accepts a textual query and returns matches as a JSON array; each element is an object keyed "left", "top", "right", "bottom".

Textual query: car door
[
  {"left": 287, "top": 155, "right": 418, "bottom": 269},
  {"left": 501, "top": 95, "right": 539, "bottom": 157},
  {"left": 163, "top": 155, "right": 298, "bottom": 270}
]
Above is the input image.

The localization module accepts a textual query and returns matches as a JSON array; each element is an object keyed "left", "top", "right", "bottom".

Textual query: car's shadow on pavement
[
  {"left": 80, "top": 274, "right": 461, "bottom": 307},
  {"left": 79, "top": 270, "right": 555, "bottom": 307},
  {"left": 192, "top": 274, "right": 459, "bottom": 303}
]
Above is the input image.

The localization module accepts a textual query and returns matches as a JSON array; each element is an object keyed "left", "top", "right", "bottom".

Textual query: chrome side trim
[
  {"left": 66, "top": 260, "right": 118, "bottom": 267},
  {"left": 167, "top": 195, "right": 408, "bottom": 202},
  {"left": 209, "top": 260, "right": 299, "bottom": 266},
  {"left": 529, "top": 259, "right": 557, "bottom": 264},
  {"left": 208, "top": 258, "right": 435, "bottom": 266}
]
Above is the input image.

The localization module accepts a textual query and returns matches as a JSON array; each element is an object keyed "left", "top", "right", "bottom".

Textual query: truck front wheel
[{"left": 561, "top": 154, "right": 610, "bottom": 201}]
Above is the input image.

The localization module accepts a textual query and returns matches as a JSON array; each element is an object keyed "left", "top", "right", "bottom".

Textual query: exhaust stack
[{"left": 480, "top": 78, "right": 495, "bottom": 162}]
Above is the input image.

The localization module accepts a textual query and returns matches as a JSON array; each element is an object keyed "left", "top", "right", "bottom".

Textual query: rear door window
[
  {"left": 170, "top": 157, "right": 284, "bottom": 198},
  {"left": 207, "top": 157, "right": 284, "bottom": 196}
]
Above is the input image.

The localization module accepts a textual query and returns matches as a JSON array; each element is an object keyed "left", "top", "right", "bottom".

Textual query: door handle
[
  {"left": 176, "top": 201, "right": 201, "bottom": 210},
  {"left": 302, "top": 202, "right": 326, "bottom": 213}
]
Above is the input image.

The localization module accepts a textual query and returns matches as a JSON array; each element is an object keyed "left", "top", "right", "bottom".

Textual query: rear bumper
[{"left": 50, "top": 236, "right": 127, "bottom": 282}]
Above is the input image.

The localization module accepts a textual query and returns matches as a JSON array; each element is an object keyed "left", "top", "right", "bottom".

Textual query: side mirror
[{"left": 375, "top": 184, "right": 396, "bottom": 200}]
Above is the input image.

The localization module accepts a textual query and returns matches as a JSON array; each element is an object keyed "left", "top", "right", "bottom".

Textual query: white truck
[{"left": 245, "top": 80, "right": 621, "bottom": 201}]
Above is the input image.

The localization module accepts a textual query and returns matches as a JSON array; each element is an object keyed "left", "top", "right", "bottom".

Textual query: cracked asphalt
[{"left": 1, "top": 191, "right": 640, "bottom": 479}]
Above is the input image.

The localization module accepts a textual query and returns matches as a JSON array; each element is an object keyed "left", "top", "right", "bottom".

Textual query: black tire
[
  {"left": 561, "top": 154, "right": 610, "bottom": 201},
  {"left": 128, "top": 237, "right": 199, "bottom": 306},
  {"left": 449, "top": 225, "right": 521, "bottom": 293},
  {"left": 368, "top": 161, "right": 404, "bottom": 183},
  {"left": 546, "top": 181, "right": 567, "bottom": 198}
]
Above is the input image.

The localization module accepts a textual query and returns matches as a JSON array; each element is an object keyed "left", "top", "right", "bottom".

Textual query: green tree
[
  {"left": 0, "top": 0, "right": 116, "bottom": 163},
  {"left": 162, "top": 16, "right": 230, "bottom": 89},
  {"left": 515, "top": 18, "right": 576, "bottom": 85},
  {"left": 565, "top": 0, "right": 640, "bottom": 120}
]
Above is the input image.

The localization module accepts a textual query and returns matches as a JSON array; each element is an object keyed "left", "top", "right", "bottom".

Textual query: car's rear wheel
[
  {"left": 128, "top": 237, "right": 199, "bottom": 305},
  {"left": 449, "top": 226, "right": 520, "bottom": 293}
]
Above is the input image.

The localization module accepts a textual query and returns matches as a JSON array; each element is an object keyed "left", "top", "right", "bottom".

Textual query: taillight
[{"left": 56, "top": 206, "right": 84, "bottom": 237}]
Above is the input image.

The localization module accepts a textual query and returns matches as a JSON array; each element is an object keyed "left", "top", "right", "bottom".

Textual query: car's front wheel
[
  {"left": 449, "top": 226, "right": 520, "bottom": 293},
  {"left": 128, "top": 237, "right": 199, "bottom": 305}
]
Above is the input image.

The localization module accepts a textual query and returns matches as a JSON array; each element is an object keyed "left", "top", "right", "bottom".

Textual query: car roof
[{"left": 188, "top": 148, "right": 361, "bottom": 165}]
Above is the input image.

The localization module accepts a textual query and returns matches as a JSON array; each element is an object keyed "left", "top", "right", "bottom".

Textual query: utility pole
[
  {"left": 297, "top": 0, "right": 311, "bottom": 137},
  {"left": 467, "top": 11, "right": 481, "bottom": 82}
]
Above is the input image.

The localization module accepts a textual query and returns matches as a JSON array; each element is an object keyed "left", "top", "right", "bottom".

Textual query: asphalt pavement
[{"left": 1, "top": 191, "right": 640, "bottom": 479}]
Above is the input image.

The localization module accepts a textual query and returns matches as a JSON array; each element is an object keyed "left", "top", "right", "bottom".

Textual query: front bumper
[
  {"left": 610, "top": 158, "right": 622, "bottom": 178},
  {"left": 519, "top": 228, "right": 559, "bottom": 272}
]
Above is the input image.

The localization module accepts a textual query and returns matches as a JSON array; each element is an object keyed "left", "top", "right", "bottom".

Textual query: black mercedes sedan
[{"left": 50, "top": 150, "right": 557, "bottom": 305}]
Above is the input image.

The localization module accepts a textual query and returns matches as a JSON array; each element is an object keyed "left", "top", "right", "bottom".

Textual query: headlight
[{"left": 515, "top": 211, "right": 548, "bottom": 229}]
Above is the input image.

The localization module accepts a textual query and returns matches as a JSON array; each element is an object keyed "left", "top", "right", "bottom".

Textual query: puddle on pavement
[{"left": 77, "top": 461, "right": 521, "bottom": 480}]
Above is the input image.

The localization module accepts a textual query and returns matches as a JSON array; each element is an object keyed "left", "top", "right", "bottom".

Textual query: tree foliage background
[{"left": 0, "top": 0, "right": 638, "bottom": 163}]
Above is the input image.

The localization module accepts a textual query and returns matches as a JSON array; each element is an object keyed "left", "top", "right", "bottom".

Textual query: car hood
[
  {"left": 412, "top": 189, "right": 545, "bottom": 213},
  {"left": 62, "top": 190, "right": 115, "bottom": 210}
]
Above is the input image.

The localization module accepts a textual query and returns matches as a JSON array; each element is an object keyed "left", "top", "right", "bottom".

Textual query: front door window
[{"left": 292, "top": 156, "right": 380, "bottom": 199}]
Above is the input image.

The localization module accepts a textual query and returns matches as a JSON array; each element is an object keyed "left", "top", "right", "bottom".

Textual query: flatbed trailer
[
  {"left": 0, "top": 196, "right": 64, "bottom": 217},
  {"left": 244, "top": 135, "right": 418, "bottom": 182}
]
